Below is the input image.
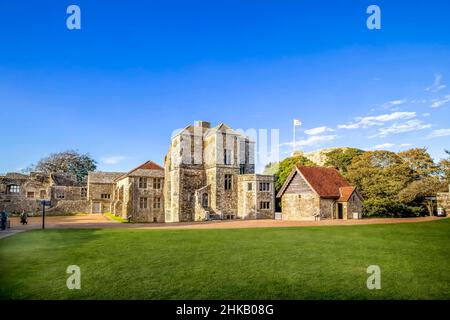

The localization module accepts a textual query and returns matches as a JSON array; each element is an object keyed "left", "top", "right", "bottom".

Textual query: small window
[
  {"left": 139, "top": 177, "right": 147, "bottom": 189},
  {"left": 101, "top": 194, "right": 111, "bottom": 199},
  {"left": 153, "top": 178, "right": 162, "bottom": 189},
  {"left": 8, "top": 185, "right": 20, "bottom": 194},
  {"left": 260, "top": 201, "right": 271, "bottom": 210},
  {"left": 247, "top": 183, "right": 253, "bottom": 191},
  {"left": 224, "top": 149, "right": 232, "bottom": 165},
  {"left": 140, "top": 197, "right": 148, "bottom": 209},
  {"left": 27, "top": 192, "right": 35, "bottom": 199},
  {"left": 224, "top": 174, "right": 233, "bottom": 190},
  {"left": 81, "top": 188, "right": 87, "bottom": 198},
  {"left": 259, "top": 182, "right": 270, "bottom": 192},
  {"left": 40, "top": 190, "right": 47, "bottom": 199},
  {"left": 153, "top": 197, "right": 161, "bottom": 209}
]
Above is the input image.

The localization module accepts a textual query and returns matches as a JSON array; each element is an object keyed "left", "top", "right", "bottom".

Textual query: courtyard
[{"left": 0, "top": 218, "right": 449, "bottom": 300}]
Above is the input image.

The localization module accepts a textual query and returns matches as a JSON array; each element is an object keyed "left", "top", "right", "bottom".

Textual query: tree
[
  {"left": 31, "top": 150, "right": 97, "bottom": 182},
  {"left": 273, "top": 155, "right": 316, "bottom": 192},
  {"left": 398, "top": 147, "right": 439, "bottom": 179},
  {"left": 399, "top": 177, "right": 448, "bottom": 216},
  {"left": 346, "top": 151, "right": 415, "bottom": 217},
  {"left": 439, "top": 149, "right": 450, "bottom": 182},
  {"left": 324, "top": 148, "right": 365, "bottom": 176}
]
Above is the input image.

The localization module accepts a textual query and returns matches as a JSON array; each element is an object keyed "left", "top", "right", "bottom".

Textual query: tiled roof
[
  {"left": 338, "top": 186, "right": 356, "bottom": 202},
  {"left": 296, "top": 165, "right": 350, "bottom": 198},
  {"left": 115, "top": 161, "right": 164, "bottom": 181},
  {"left": 88, "top": 172, "right": 125, "bottom": 184}
]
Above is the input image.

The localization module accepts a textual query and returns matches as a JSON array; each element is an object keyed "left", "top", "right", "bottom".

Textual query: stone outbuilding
[
  {"left": 87, "top": 171, "right": 125, "bottom": 214},
  {"left": 277, "top": 165, "right": 363, "bottom": 221},
  {"left": 112, "top": 161, "right": 165, "bottom": 222},
  {"left": 0, "top": 172, "right": 88, "bottom": 214}
]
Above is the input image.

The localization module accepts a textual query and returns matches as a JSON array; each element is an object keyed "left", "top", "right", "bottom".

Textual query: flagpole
[{"left": 293, "top": 122, "right": 296, "bottom": 155}]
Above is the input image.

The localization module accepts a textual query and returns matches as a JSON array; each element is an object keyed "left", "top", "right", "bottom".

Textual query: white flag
[{"left": 294, "top": 119, "right": 302, "bottom": 126}]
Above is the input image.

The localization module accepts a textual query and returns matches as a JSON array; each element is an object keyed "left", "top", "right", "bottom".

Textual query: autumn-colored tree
[
  {"left": 346, "top": 151, "right": 415, "bottom": 216},
  {"left": 324, "top": 148, "right": 365, "bottom": 176},
  {"left": 439, "top": 149, "right": 450, "bottom": 182},
  {"left": 30, "top": 150, "right": 97, "bottom": 182},
  {"left": 398, "top": 147, "right": 439, "bottom": 179},
  {"left": 399, "top": 177, "right": 448, "bottom": 216}
]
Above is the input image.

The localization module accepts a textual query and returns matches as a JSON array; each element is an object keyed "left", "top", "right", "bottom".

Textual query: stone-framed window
[
  {"left": 8, "top": 185, "right": 20, "bottom": 194},
  {"left": 153, "top": 197, "right": 161, "bottom": 209},
  {"left": 259, "top": 182, "right": 271, "bottom": 192},
  {"left": 224, "top": 149, "right": 232, "bottom": 165},
  {"left": 224, "top": 174, "right": 233, "bottom": 190},
  {"left": 101, "top": 194, "right": 111, "bottom": 199},
  {"left": 260, "top": 201, "right": 271, "bottom": 210},
  {"left": 139, "top": 177, "right": 147, "bottom": 189},
  {"left": 27, "top": 192, "right": 35, "bottom": 199},
  {"left": 81, "top": 188, "right": 87, "bottom": 198},
  {"left": 140, "top": 197, "right": 148, "bottom": 209},
  {"left": 153, "top": 178, "right": 162, "bottom": 189},
  {"left": 247, "top": 183, "right": 253, "bottom": 191},
  {"left": 40, "top": 190, "right": 47, "bottom": 199}
]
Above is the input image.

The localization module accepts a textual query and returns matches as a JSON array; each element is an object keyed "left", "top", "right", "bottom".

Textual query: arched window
[{"left": 202, "top": 193, "right": 209, "bottom": 208}]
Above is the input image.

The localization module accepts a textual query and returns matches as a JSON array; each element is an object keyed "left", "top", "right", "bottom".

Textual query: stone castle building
[
  {"left": 164, "top": 121, "right": 275, "bottom": 222},
  {"left": 0, "top": 172, "right": 88, "bottom": 214},
  {"left": 277, "top": 165, "right": 363, "bottom": 221}
]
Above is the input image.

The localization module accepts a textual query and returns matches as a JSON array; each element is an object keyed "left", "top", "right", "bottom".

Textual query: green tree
[
  {"left": 273, "top": 155, "right": 316, "bottom": 193},
  {"left": 346, "top": 151, "right": 415, "bottom": 217},
  {"left": 324, "top": 147, "right": 364, "bottom": 176},
  {"left": 30, "top": 150, "right": 97, "bottom": 182},
  {"left": 398, "top": 147, "right": 439, "bottom": 179},
  {"left": 439, "top": 149, "right": 450, "bottom": 182},
  {"left": 399, "top": 177, "right": 448, "bottom": 216}
]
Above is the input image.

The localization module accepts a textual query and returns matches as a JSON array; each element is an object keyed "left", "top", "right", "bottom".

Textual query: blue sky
[{"left": 1, "top": 0, "right": 449, "bottom": 173}]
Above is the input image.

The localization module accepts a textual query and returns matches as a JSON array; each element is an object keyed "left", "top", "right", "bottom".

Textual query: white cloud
[
  {"left": 100, "top": 155, "right": 128, "bottom": 165},
  {"left": 381, "top": 99, "right": 407, "bottom": 109},
  {"left": 400, "top": 143, "right": 413, "bottom": 147},
  {"left": 422, "top": 112, "right": 431, "bottom": 117},
  {"left": 430, "top": 95, "right": 450, "bottom": 108},
  {"left": 372, "top": 143, "right": 395, "bottom": 150},
  {"left": 304, "top": 126, "right": 334, "bottom": 135},
  {"left": 371, "top": 120, "right": 431, "bottom": 137},
  {"left": 428, "top": 129, "right": 450, "bottom": 138},
  {"left": 425, "top": 74, "right": 447, "bottom": 93},
  {"left": 338, "top": 111, "right": 416, "bottom": 130},
  {"left": 282, "top": 135, "right": 338, "bottom": 148}
]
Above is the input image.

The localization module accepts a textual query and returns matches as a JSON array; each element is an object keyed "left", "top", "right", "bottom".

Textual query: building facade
[
  {"left": 277, "top": 165, "right": 363, "bottom": 221},
  {"left": 164, "top": 121, "right": 275, "bottom": 222},
  {"left": 0, "top": 172, "right": 88, "bottom": 214}
]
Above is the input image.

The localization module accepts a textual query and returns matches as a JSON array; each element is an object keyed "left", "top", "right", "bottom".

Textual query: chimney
[{"left": 195, "top": 121, "right": 211, "bottom": 129}]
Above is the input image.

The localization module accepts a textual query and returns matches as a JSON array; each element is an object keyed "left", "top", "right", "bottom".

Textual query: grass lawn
[{"left": 1, "top": 219, "right": 449, "bottom": 300}]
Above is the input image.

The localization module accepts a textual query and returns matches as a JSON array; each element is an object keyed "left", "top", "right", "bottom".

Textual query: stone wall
[
  {"left": 346, "top": 194, "right": 363, "bottom": 219},
  {"left": 437, "top": 187, "right": 450, "bottom": 216},
  {"left": 281, "top": 193, "right": 321, "bottom": 221},
  {"left": 320, "top": 198, "right": 335, "bottom": 220}
]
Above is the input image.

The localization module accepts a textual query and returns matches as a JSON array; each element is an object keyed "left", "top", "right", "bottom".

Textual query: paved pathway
[
  {"left": 0, "top": 229, "right": 25, "bottom": 240},
  {"left": 2, "top": 214, "right": 445, "bottom": 234}
]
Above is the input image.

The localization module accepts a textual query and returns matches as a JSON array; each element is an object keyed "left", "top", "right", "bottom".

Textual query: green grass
[
  {"left": 103, "top": 212, "right": 129, "bottom": 223},
  {"left": 1, "top": 219, "right": 450, "bottom": 300}
]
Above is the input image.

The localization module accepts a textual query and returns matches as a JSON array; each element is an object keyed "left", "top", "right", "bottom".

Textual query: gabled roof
[
  {"left": 277, "top": 165, "right": 352, "bottom": 199},
  {"left": 88, "top": 172, "right": 125, "bottom": 184},
  {"left": 338, "top": 186, "right": 356, "bottom": 202},
  {"left": 115, "top": 160, "right": 164, "bottom": 181}
]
